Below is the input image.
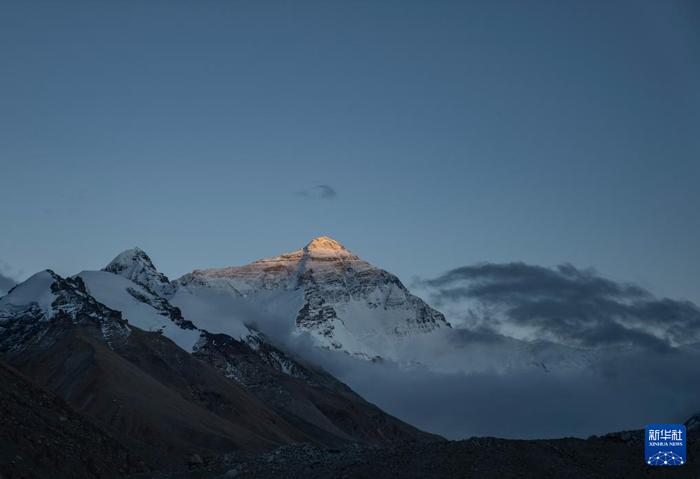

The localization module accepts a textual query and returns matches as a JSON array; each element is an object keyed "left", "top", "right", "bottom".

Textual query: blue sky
[{"left": 1, "top": 0, "right": 698, "bottom": 303}]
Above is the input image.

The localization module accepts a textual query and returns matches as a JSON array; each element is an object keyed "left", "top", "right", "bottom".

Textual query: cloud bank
[{"left": 420, "top": 262, "right": 700, "bottom": 350}]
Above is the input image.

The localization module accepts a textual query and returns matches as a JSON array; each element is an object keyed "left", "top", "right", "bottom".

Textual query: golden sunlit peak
[{"left": 304, "top": 236, "right": 348, "bottom": 253}]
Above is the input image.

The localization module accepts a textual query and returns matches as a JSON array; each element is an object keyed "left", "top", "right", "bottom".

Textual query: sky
[{"left": 1, "top": 0, "right": 699, "bottom": 304}]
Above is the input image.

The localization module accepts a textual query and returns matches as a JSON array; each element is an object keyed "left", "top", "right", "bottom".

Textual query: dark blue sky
[{"left": 1, "top": 0, "right": 698, "bottom": 303}]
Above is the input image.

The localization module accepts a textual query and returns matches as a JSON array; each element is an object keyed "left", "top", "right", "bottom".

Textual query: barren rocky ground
[{"left": 126, "top": 430, "right": 700, "bottom": 479}]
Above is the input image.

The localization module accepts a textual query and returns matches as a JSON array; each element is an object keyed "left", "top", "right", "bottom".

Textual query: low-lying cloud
[
  {"left": 274, "top": 328, "right": 700, "bottom": 440},
  {"left": 311, "top": 345, "right": 700, "bottom": 440}
]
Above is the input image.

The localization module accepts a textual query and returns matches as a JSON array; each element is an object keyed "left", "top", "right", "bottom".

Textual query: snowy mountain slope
[
  {"left": 78, "top": 270, "right": 202, "bottom": 352},
  {"left": 0, "top": 270, "right": 57, "bottom": 314},
  {"left": 174, "top": 236, "right": 451, "bottom": 360},
  {"left": 0, "top": 270, "right": 132, "bottom": 353},
  {"left": 83, "top": 262, "right": 304, "bottom": 379},
  {"left": 97, "top": 249, "right": 303, "bottom": 375}
]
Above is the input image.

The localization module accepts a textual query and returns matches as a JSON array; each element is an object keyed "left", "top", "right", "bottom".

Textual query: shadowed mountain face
[
  {"left": 0, "top": 257, "right": 437, "bottom": 472},
  {"left": 193, "top": 331, "right": 436, "bottom": 446}
]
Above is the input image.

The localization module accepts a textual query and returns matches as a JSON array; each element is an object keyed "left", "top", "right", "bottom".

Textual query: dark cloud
[
  {"left": 296, "top": 184, "right": 337, "bottom": 200},
  {"left": 420, "top": 262, "right": 700, "bottom": 350}
]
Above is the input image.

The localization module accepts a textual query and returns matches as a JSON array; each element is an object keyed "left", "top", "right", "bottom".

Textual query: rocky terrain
[{"left": 125, "top": 429, "right": 700, "bottom": 479}]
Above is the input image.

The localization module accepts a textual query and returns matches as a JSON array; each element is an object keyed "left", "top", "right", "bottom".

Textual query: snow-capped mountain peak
[
  {"left": 174, "top": 237, "right": 450, "bottom": 360},
  {"left": 303, "top": 236, "right": 356, "bottom": 258},
  {"left": 103, "top": 247, "right": 174, "bottom": 296}
]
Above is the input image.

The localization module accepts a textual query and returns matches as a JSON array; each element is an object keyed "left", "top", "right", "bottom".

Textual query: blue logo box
[{"left": 645, "top": 424, "right": 686, "bottom": 466}]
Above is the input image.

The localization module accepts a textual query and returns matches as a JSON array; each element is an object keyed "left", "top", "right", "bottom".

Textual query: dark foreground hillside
[
  {"left": 128, "top": 431, "right": 700, "bottom": 479},
  {"left": 3, "top": 348, "right": 699, "bottom": 479},
  {"left": 0, "top": 360, "right": 147, "bottom": 479}
]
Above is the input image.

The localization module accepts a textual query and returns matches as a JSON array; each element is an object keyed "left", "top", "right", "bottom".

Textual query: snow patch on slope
[{"left": 0, "top": 271, "right": 57, "bottom": 318}]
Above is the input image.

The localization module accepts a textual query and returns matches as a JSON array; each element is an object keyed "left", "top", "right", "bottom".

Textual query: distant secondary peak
[
  {"left": 103, "top": 247, "right": 173, "bottom": 295},
  {"left": 304, "top": 236, "right": 350, "bottom": 255},
  {"left": 104, "top": 247, "right": 155, "bottom": 272}
]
